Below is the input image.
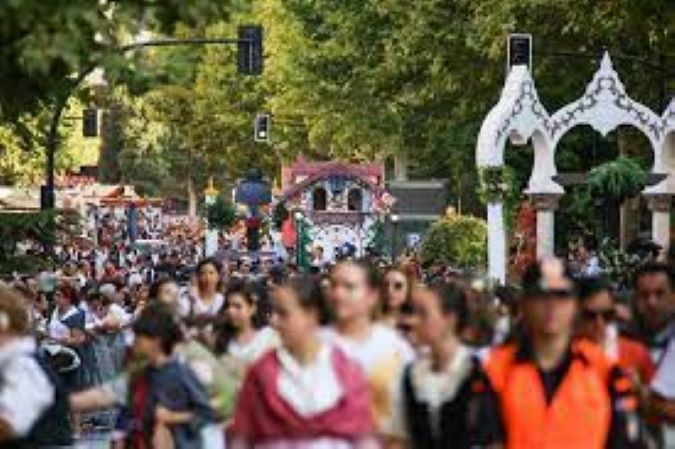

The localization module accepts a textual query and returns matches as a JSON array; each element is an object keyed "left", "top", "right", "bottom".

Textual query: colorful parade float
[{"left": 275, "top": 159, "right": 395, "bottom": 263}]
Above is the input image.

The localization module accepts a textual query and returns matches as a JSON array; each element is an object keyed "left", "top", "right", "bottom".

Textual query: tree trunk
[
  {"left": 187, "top": 177, "right": 197, "bottom": 217},
  {"left": 394, "top": 151, "right": 408, "bottom": 181}
]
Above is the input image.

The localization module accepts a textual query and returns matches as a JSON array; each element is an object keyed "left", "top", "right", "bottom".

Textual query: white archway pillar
[
  {"left": 645, "top": 193, "right": 671, "bottom": 252},
  {"left": 487, "top": 200, "right": 506, "bottom": 284},
  {"left": 531, "top": 193, "right": 562, "bottom": 258}
]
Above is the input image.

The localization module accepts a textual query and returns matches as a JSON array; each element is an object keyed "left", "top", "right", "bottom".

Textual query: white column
[
  {"left": 536, "top": 210, "right": 554, "bottom": 257},
  {"left": 487, "top": 201, "right": 506, "bottom": 284},
  {"left": 204, "top": 229, "right": 219, "bottom": 257},
  {"left": 645, "top": 194, "right": 671, "bottom": 252},
  {"left": 531, "top": 194, "right": 561, "bottom": 259}
]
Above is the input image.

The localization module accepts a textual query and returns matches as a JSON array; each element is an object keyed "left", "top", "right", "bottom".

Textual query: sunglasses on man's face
[
  {"left": 582, "top": 308, "right": 616, "bottom": 322},
  {"left": 529, "top": 289, "right": 575, "bottom": 301}
]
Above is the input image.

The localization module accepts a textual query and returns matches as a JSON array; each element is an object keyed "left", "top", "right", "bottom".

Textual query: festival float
[{"left": 276, "top": 159, "right": 394, "bottom": 263}]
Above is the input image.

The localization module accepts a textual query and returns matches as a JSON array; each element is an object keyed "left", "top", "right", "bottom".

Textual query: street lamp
[
  {"left": 391, "top": 214, "right": 400, "bottom": 260},
  {"left": 294, "top": 210, "right": 304, "bottom": 268},
  {"left": 235, "top": 170, "right": 271, "bottom": 253},
  {"left": 42, "top": 31, "right": 265, "bottom": 211}
]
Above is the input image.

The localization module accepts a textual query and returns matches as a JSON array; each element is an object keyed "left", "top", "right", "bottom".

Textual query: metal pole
[
  {"left": 392, "top": 221, "right": 398, "bottom": 260},
  {"left": 295, "top": 215, "right": 301, "bottom": 267},
  {"left": 42, "top": 36, "right": 251, "bottom": 211}
]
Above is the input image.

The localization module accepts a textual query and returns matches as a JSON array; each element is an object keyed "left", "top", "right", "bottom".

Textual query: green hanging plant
[
  {"left": 587, "top": 156, "right": 647, "bottom": 202},
  {"left": 477, "top": 165, "right": 514, "bottom": 204}
]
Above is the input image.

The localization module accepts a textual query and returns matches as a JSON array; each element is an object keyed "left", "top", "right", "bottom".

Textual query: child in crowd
[
  {"left": 229, "top": 276, "right": 377, "bottom": 448},
  {"left": 70, "top": 303, "right": 217, "bottom": 448}
]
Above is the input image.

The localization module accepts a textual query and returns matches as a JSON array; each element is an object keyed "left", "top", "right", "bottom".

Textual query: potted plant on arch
[{"left": 587, "top": 156, "right": 647, "bottom": 243}]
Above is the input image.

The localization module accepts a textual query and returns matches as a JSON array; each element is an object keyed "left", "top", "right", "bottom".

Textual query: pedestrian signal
[{"left": 254, "top": 113, "right": 270, "bottom": 143}]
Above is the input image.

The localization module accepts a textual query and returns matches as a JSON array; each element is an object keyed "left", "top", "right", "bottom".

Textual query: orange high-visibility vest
[{"left": 484, "top": 340, "right": 612, "bottom": 449}]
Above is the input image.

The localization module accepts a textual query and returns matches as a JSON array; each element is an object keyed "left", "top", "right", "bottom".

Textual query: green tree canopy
[
  {"left": 9, "top": 0, "right": 672, "bottom": 218},
  {"left": 0, "top": 1, "right": 234, "bottom": 120},
  {"left": 420, "top": 213, "right": 487, "bottom": 269}
]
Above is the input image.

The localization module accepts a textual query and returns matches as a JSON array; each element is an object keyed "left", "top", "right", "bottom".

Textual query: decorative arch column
[
  {"left": 477, "top": 51, "right": 675, "bottom": 282},
  {"left": 476, "top": 65, "right": 557, "bottom": 283},
  {"left": 486, "top": 195, "right": 507, "bottom": 284},
  {"left": 644, "top": 193, "right": 671, "bottom": 252},
  {"left": 530, "top": 193, "right": 562, "bottom": 258}
]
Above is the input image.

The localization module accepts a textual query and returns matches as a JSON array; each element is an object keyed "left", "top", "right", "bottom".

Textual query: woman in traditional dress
[
  {"left": 230, "top": 276, "right": 378, "bottom": 449},
  {"left": 388, "top": 281, "right": 483, "bottom": 449},
  {"left": 322, "top": 260, "right": 415, "bottom": 435}
]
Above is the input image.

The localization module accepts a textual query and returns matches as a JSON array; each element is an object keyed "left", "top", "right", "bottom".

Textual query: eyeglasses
[
  {"left": 582, "top": 308, "right": 616, "bottom": 322},
  {"left": 386, "top": 281, "right": 405, "bottom": 291}
]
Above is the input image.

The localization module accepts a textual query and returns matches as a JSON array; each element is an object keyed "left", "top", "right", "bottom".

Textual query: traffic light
[
  {"left": 254, "top": 113, "right": 270, "bottom": 143},
  {"left": 507, "top": 33, "right": 532, "bottom": 72},
  {"left": 238, "top": 25, "right": 263, "bottom": 75},
  {"left": 83, "top": 108, "right": 98, "bottom": 137}
]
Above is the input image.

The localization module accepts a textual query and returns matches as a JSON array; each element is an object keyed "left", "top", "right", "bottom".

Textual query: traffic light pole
[{"left": 42, "top": 35, "right": 257, "bottom": 210}]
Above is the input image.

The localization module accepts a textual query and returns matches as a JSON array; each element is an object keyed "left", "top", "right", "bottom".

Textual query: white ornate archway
[{"left": 477, "top": 52, "right": 675, "bottom": 283}]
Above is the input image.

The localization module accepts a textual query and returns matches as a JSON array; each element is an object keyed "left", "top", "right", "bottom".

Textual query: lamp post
[
  {"left": 204, "top": 177, "right": 219, "bottom": 257},
  {"left": 42, "top": 33, "right": 264, "bottom": 211},
  {"left": 391, "top": 214, "right": 400, "bottom": 261},
  {"left": 235, "top": 169, "right": 271, "bottom": 254},
  {"left": 294, "top": 210, "right": 305, "bottom": 268}
]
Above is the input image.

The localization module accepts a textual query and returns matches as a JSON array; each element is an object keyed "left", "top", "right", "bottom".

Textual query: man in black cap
[{"left": 472, "top": 257, "right": 643, "bottom": 449}]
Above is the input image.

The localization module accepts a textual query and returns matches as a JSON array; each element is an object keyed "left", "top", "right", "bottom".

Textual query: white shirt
[
  {"left": 652, "top": 336, "right": 675, "bottom": 448},
  {"left": 178, "top": 292, "right": 225, "bottom": 318},
  {"left": 228, "top": 327, "right": 279, "bottom": 364},
  {"left": 320, "top": 324, "right": 415, "bottom": 371},
  {"left": 320, "top": 324, "right": 415, "bottom": 432},
  {"left": 0, "top": 337, "right": 54, "bottom": 436},
  {"left": 276, "top": 344, "right": 342, "bottom": 417},
  {"left": 127, "top": 271, "right": 143, "bottom": 287},
  {"left": 582, "top": 254, "right": 601, "bottom": 276},
  {"left": 48, "top": 306, "right": 79, "bottom": 340},
  {"left": 109, "top": 303, "right": 131, "bottom": 326}
]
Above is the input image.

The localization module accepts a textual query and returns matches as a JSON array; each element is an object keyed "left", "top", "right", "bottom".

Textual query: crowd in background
[{"left": 0, "top": 238, "right": 674, "bottom": 449}]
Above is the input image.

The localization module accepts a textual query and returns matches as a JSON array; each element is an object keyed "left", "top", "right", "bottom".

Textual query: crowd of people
[{"left": 0, "top": 243, "right": 674, "bottom": 448}]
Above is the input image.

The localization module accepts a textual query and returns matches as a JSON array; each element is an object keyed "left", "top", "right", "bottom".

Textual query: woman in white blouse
[
  {"left": 215, "top": 280, "right": 278, "bottom": 364},
  {"left": 179, "top": 258, "right": 225, "bottom": 321}
]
